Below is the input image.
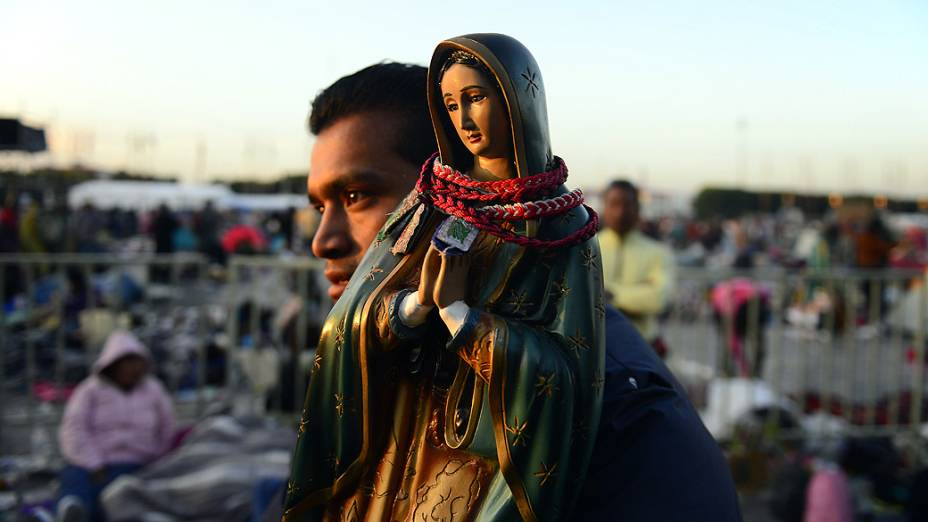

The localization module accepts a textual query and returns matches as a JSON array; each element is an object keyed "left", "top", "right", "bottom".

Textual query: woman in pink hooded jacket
[{"left": 57, "top": 330, "right": 175, "bottom": 522}]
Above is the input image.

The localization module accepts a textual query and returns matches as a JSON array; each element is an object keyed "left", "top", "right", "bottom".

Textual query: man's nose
[{"left": 311, "top": 206, "right": 352, "bottom": 260}]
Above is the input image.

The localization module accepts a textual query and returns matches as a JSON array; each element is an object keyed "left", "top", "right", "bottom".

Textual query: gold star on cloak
[
  {"left": 367, "top": 265, "right": 384, "bottom": 281},
  {"left": 506, "top": 290, "right": 532, "bottom": 315},
  {"left": 334, "top": 323, "right": 345, "bottom": 353},
  {"left": 551, "top": 276, "right": 570, "bottom": 301},
  {"left": 567, "top": 329, "right": 589, "bottom": 358},
  {"left": 560, "top": 211, "right": 577, "bottom": 226},
  {"left": 533, "top": 461, "right": 558, "bottom": 487},
  {"left": 534, "top": 372, "right": 558, "bottom": 398},
  {"left": 594, "top": 299, "right": 606, "bottom": 319},
  {"left": 334, "top": 393, "right": 346, "bottom": 418},
  {"left": 312, "top": 352, "right": 323, "bottom": 372},
  {"left": 521, "top": 67, "right": 539, "bottom": 98},
  {"left": 505, "top": 416, "right": 530, "bottom": 447},
  {"left": 297, "top": 412, "right": 309, "bottom": 435},
  {"left": 581, "top": 246, "right": 598, "bottom": 270}
]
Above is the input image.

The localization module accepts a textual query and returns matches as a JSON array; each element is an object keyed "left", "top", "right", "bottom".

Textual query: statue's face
[{"left": 441, "top": 63, "right": 511, "bottom": 161}]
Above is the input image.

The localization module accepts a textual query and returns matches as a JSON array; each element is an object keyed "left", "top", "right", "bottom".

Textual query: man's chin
[{"left": 327, "top": 281, "right": 348, "bottom": 301}]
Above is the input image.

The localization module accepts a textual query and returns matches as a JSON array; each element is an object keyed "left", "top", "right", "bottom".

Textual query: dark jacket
[{"left": 571, "top": 307, "right": 742, "bottom": 521}]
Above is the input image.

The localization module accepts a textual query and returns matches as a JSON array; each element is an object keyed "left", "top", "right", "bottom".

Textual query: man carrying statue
[{"left": 281, "top": 34, "right": 740, "bottom": 522}]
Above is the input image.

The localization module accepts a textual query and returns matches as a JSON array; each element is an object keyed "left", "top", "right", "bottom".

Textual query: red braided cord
[
  {"left": 440, "top": 201, "right": 600, "bottom": 249},
  {"left": 431, "top": 160, "right": 567, "bottom": 202},
  {"left": 415, "top": 153, "right": 599, "bottom": 249},
  {"left": 480, "top": 189, "right": 585, "bottom": 221}
]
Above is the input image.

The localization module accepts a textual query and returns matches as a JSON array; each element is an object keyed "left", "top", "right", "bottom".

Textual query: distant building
[{"left": 0, "top": 118, "right": 47, "bottom": 153}]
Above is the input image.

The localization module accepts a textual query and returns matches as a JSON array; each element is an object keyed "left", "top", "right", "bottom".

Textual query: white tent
[
  {"left": 68, "top": 180, "right": 305, "bottom": 212},
  {"left": 225, "top": 194, "right": 307, "bottom": 212},
  {"left": 68, "top": 180, "right": 233, "bottom": 211}
]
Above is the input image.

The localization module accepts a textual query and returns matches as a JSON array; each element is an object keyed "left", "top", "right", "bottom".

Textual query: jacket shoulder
[{"left": 633, "top": 232, "right": 672, "bottom": 258}]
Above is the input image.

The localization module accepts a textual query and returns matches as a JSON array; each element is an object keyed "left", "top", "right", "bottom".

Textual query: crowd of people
[
  {"left": 635, "top": 203, "right": 927, "bottom": 274},
  {"left": 3, "top": 181, "right": 925, "bottom": 279},
  {"left": 3, "top": 196, "right": 924, "bottom": 289},
  {"left": 0, "top": 193, "right": 302, "bottom": 263}
]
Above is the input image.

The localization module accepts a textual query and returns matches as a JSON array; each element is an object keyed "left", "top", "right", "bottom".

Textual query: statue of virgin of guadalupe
[{"left": 283, "top": 33, "right": 605, "bottom": 522}]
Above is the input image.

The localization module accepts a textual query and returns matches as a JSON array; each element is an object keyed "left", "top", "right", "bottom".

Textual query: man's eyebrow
[
  {"left": 337, "top": 169, "right": 389, "bottom": 187},
  {"left": 307, "top": 169, "right": 390, "bottom": 202}
]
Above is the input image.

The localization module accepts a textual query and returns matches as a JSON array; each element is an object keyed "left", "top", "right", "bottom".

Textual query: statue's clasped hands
[
  {"left": 418, "top": 244, "right": 471, "bottom": 309},
  {"left": 398, "top": 243, "right": 472, "bottom": 336}
]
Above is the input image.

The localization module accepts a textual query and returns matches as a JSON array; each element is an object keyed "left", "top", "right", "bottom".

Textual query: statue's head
[
  {"left": 438, "top": 50, "right": 512, "bottom": 165},
  {"left": 428, "top": 34, "right": 553, "bottom": 179}
]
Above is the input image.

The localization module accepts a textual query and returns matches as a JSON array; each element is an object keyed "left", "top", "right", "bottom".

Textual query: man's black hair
[
  {"left": 606, "top": 179, "right": 639, "bottom": 203},
  {"left": 309, "top": 62, "right": 434, "bottom": 167}
]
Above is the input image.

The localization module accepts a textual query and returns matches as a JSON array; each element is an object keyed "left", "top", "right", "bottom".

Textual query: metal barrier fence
[
  {"left": 663, "top": 267, "right": 928, "bottom": 448},
  {"left": 0, "top": 253, "right": 328, "bottom": 458},
  {"left": 223, "top": 255, "right": 329, "bottom": 417},
  {"left": 1, "top": 254, "right": 926, "bottom": 459}
]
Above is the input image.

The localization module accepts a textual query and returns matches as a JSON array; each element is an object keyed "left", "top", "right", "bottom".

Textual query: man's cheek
[{"left": 353, "top": 212, "right": 385, "bottom": 254}]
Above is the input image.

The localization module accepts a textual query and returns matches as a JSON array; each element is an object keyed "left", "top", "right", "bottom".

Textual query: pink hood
[
  {"left": 60, "top": 329, "right": 174, "bottom": 469},
  {"left": 92, "top": 330, "right": 151, "bottom": 374}
]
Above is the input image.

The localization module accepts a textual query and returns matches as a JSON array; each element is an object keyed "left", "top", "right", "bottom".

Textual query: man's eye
[
  {"left": 470, "top": 94, "right": 485, "bottom": 103},
  {"left": 345, "top": 191, "right": 364, "bottom": 205},
  {"left": 446, "top": 103, "right": 458, "bottom": 112}
]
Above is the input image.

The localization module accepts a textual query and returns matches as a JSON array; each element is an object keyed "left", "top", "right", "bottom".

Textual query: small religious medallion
[
  {"left": 392, "top": 205, "right": 427, "bottom": 255},
  {"left": 433, "top": 216, "right": 479, "bottom": 254}
]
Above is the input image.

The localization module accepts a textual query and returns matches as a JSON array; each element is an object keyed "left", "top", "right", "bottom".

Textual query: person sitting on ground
[{"left": 56, "top": 330, "right": 175, "bottom": 522}]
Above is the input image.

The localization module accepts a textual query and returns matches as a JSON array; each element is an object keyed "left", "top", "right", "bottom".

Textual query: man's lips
[{"left": 324, "top": 267, "right": 353, "bottom": 300}]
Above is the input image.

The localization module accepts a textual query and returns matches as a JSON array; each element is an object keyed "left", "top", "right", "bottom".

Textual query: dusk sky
[{"left": 2, "top": 0, "right": 926, "bottom": 196}]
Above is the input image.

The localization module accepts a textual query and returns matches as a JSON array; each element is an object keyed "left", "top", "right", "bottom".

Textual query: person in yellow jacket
[
  {"left": 597, "top": 180, "right": 675, "bottom": 355},
  {"left": 18, "top": 199, "right": 46, "bottom": 254}
]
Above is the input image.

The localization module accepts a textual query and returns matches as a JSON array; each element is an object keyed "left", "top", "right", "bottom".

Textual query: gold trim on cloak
[{"left": 488, "top": 318, "right": 537, "bottom": 522}]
